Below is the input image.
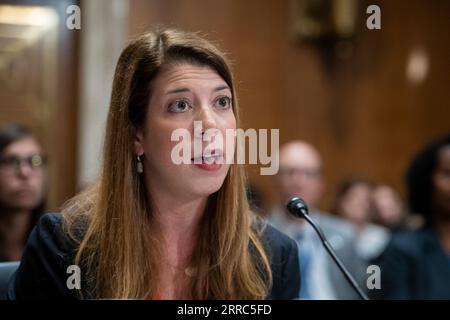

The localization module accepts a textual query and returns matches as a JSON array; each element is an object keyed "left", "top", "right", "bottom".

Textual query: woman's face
[
  {"left": 0, "top": 137, "right": 46, "bottom": 211},
  {"left": 134, "top": 63, "right": 236, "bottom": 201},
  {"left": 372, "top": 186, "right": 403, "bottom": 227},
  {"left": 432, "top": 145, "right": 450, "bottom": 217},
  {"left": 339, "top": 183, "right": 373, "bottom": 226}
]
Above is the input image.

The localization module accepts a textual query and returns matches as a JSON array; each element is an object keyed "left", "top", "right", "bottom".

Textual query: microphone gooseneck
[{"left": 286, "top": 196, "right": 370, "bottom": 300}]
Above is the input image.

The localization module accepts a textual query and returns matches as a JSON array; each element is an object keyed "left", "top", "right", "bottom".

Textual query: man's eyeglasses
[{"left": 0, "top": 154, "right": 47, "bottom": 172}]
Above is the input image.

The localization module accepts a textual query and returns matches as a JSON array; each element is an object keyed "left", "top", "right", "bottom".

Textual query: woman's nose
[
  {"left": 194, "top": 105, "right": 219, "bottom": 138},
  {"left": 17, "top": 162, "right": 33, "bottom": 178}
]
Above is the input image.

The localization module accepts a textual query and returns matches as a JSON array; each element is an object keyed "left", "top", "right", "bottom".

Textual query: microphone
[{"left": 286, "top": 196, "right": 369, "bottom": 300}]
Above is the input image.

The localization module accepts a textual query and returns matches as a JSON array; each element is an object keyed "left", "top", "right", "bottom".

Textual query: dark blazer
[
  {"left": 7, "top": 213, "right": 300, "bottom": 300},
  {"left": 370, "top": 227, "right": 450, "bottom": 299}
]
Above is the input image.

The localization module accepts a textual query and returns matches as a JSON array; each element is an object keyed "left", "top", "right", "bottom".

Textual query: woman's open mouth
[{"left": 191, "top": 152, "right": 224, "bottom": 171}]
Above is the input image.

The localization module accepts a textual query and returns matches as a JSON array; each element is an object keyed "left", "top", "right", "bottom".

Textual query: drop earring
[{"left": 136, "top": 155, "right": 143, "bottom": 174}]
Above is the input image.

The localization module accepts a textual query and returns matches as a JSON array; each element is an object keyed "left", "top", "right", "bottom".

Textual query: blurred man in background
[
  {"left": 0, "top": 124, "right": 47, "bottom": 261},
  {"left": 269, "top": 141, "right": 366, "bottom": 299}
]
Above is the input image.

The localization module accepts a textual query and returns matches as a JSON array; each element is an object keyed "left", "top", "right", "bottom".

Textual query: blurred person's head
[
  {"left": 372, "top": 185, "right": 405, "bottom": 229},
  {"left": 406, "top": 133, "right": 450, "bottom": 225},
  {"left": 275, "top": 141, "right": 323, "bottom": 209},
  {"left": 333, "top": 178, "right": 373, "bottom": 229},
  {"left": 0, "top": 124, "right": 47, "bottom": 214}
]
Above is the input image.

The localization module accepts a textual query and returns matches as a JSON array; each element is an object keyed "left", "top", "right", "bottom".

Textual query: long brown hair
[{"left": 62, "top": 29, "right": 272, "bottom": 299}]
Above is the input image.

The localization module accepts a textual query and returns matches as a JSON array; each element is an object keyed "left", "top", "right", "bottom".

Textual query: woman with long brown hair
[{"left": 7, "top": 29, "right": 300, "bottom": 300}]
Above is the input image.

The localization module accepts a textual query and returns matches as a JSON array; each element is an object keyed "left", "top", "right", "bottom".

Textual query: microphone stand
[{"left": 287, "top": 197, "right": 369, "bottom": 300}]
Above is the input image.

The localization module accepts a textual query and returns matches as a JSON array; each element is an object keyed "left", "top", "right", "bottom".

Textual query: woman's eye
[
  {"left": 214, "top": 96, "right": 232, "bottom": 110},
  {"left": 168, "top": 100, "right": 191, "bottom": 113}
]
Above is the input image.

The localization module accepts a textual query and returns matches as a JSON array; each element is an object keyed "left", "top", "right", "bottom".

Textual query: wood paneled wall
[{"left": 127, "top": 0, "right": 450, "bottom": 210}]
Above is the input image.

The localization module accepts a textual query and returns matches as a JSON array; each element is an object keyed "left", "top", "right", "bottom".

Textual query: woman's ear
[{"left": 133, "top": 127, "right": 145, "bottom": 156}]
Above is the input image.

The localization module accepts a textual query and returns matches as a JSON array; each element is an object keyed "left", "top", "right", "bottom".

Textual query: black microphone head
[{"left": 286, "top": 196, "right": 309, "bottom": 218}]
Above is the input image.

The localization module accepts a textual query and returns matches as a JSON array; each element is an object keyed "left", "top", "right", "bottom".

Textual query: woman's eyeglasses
[{"left": 0, "top": 154, "right": 47, "bottom": 173}]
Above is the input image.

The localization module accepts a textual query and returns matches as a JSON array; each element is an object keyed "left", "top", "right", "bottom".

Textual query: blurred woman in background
[
  {"left": 371, "top": 184, "right": 406, "bottom": 231},
  {"left": 372, "top": 133, "right": 450, "bottom": 299},
  {"left": 371, "top": 184, "right": 423, "bottom": 232},
  {"left": 0, "top": 124, "right": 47, "bottom": 261},
  {"left": 334, "top": 179, "right": 374, "bottom": 232},
  {"left": 333, "top": 178, "right": 390, "bottom": 262}
]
